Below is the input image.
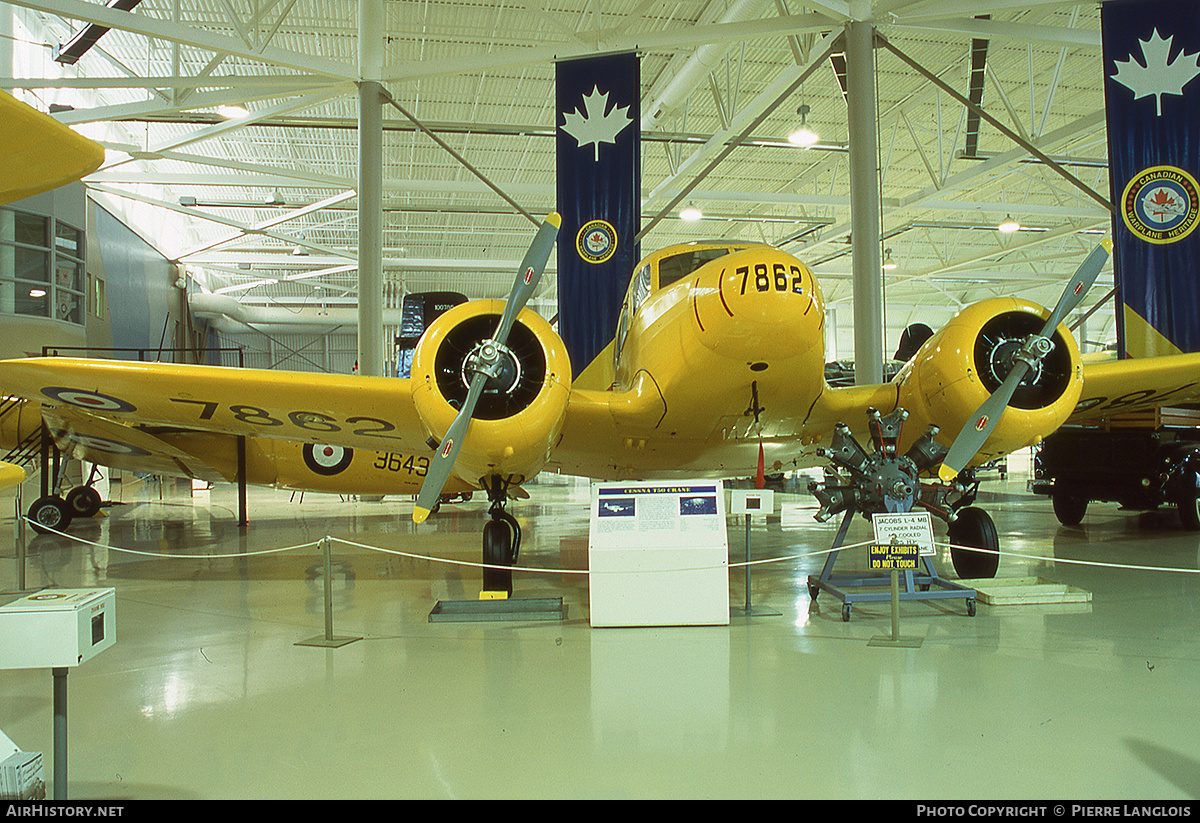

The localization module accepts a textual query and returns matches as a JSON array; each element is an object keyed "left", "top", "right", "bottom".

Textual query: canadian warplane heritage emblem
[
  {"left": 576, "top": 219, "right": 617, "bottom": 264},
  {"left": 1121, "top": 164, "right": 1200, "bottom": 244}
]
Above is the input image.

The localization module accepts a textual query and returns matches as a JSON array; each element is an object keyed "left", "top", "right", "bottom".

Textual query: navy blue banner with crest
[
  {"left": 1102, "top": 0, "right": 1200, "bottom": 357},
  {"left": 556, "top": 52, "right": 640, "bottom": 379}
]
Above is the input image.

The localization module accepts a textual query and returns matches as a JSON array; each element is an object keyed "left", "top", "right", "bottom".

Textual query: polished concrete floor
[{"left": 2, "top": 465, "right": 1200, "bottom": 800}]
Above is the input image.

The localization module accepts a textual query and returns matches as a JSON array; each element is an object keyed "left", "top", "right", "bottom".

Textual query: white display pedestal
[{"left": 588, "top": 481, "right": 729, "bottom": 627}]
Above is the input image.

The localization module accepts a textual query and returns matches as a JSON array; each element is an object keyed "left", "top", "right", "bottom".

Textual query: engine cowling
[
  {"left": 894, "top": 297, "right": 1084, "bottom": 466},
  {"left": 410, "top": 299, "right": 572, "bottom": 484}
]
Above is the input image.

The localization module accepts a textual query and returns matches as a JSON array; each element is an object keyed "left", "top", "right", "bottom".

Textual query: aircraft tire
[
  {"left": 1052, "top": 491, "right": 1087, "bottom": 527},
  {"left": 482, "top": 517, "right": 516, "bottom": 596},
  {"left": 947, "top": 506, "right": 1000, "bottom": 579},
  {"left": 1179, "top": 480, "right": 1200, "bottom": 532},
  {"left": 66, "top": 486, "right": 103, "bottom": 518},
  {"left": 28, "top": 495, "right": 73, "bottom": 535}
]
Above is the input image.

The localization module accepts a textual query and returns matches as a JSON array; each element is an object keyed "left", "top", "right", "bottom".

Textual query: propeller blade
[
  {"left": 1038, "top": 239, "right": 1112, "bottom": 338},
  {"left": 413, "top": 370, "right": 489, "bottom": 523},
  {"left": 938, "top": 240, "right": 1111, "bottom": 483},
  {"left": 938, "top": 361, "right": 1031, "bottom": 483},
  {"left": 412, "top": 212, "right": 561, "bottom": 524},
  {"left": 494, "top": 213, "right": 562, "bottom": 345}
]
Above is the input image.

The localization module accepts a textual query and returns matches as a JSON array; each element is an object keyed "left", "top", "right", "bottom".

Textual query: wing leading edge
[
  {"left": 1072, "top": 352, "right": 1200, "bottom": 423},
  {"left": 0, "top": 357, "right": 429, "bottom": 455}
]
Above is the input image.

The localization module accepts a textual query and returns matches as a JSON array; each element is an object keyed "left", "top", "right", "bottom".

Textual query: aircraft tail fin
[{"left": 570, "top": 339, "right": 616, "bottom": 391}]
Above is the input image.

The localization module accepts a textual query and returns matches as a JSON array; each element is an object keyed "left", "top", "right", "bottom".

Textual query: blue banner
[
  {"left": 1102, "top": 0, "right": 1200, "bottom": 357},
  {"left": 556, "top": 53, "right": 640, "bottom": 378}
]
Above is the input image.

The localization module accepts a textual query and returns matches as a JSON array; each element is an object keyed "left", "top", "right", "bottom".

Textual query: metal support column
[
  {"left": 52, "top": 667, "right": 67, "bottom": 800},
  {"left": 357, "top": 0, "right": 385, "bottom": 378},
  {"left": 846, "top": 20, "right": 884, "bottom": 386}
]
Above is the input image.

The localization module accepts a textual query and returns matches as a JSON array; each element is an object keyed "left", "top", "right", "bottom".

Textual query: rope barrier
[{"left": 11, "top": 512, "right": 1200, "bottom": 578}]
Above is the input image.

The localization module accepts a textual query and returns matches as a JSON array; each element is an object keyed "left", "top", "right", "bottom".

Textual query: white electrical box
[
  {"left": 0, "top": 589, "right": 116, "bottom": 669},
  {"left": 729, "top": 488, "right": 774, "bottom": 516}
]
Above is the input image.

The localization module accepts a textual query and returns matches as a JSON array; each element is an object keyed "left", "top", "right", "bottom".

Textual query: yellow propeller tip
[
  {"left": 938, "top": 465, "right": 958, "bottom": 484},
  {"left": 1101, "top": 238, "right": 1113, "bottom": 253},
  {"left": 412, "top": 506, "right": 431, "bottom": 524},
  {"left": 545, "top": 212, "right": 562, "bottom": 228}
]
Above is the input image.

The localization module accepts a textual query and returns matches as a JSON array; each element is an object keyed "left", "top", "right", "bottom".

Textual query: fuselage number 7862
[{"left": 738, "top": 262, "right": 805, "bottom": 295}]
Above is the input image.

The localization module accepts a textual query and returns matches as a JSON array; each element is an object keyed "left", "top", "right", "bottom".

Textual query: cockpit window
[
  {"left": 657, "top": 247, "right": 739, "bottom": 289},
  {"left": 632, "top": 264, "right": 652, "bottom": 309}
]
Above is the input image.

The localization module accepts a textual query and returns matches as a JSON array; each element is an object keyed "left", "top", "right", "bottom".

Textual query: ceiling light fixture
[
  {"left": 788, "top": 104, "right": 819, "bottom": 147},
  {"left": 217, "top": 104, "right": 250, "bottom": 120},
  {"left": 680, "top": 203, "right": 703, "bottom": 221},
  {"left": 882, "top": 248, "right": 897, "bottom": 270},
  {"left": 998, "top": 214, "right": 1020, "bottom": 234}
]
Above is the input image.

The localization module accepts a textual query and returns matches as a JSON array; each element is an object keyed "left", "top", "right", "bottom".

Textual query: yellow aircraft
[
  {"left": 6, "top": 92, "right": 1200, "bottom": 598},
  {"left": 4, "top": 215, "right": 1200, "bottom": 588},
  {"left": 0, "top": 91, "right": 475, "bottom": 526},
  {"left": 0, "top": 91, "right": 104, "bottom": 206}
]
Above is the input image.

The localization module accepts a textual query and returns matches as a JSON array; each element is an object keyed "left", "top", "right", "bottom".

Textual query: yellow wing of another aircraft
[
  {"left": 0, "top": 92, "right": 105, "bottom": 205},
  {"left": 1069, "top": 352, "right": 1200, "bottom": 423}
]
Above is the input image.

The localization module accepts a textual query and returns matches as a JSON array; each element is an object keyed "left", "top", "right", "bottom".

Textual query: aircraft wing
[
  {"left": 41, "top": 405, "right": 232, "bottom": 482},
  {"left": 1070, "top": 352, "right": 1200, "bottom": 423},
  {"left": 0, "top": 358, "right": 430, "bottom": 456},
  {"left": 546, "top": 370, "right": 899, "bottom": 480},
  {"left": 1, "top": 92, "right": 105, "bottom": 205}
]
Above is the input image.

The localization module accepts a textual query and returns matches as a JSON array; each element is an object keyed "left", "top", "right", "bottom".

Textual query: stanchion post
[
  {"left": 321, "top": 536, "right": 334, "bottom": 639},
  {"left": 743, "top": 513, "right": 751, "bottom": 613},
  {"left": 296, "top": 537, "right": 361, "bottom": 648},
  {"left": 16, "top": 485, "right": 26, "bottom": 591}
]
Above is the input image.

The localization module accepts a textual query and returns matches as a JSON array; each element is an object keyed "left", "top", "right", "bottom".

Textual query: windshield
[{"left": 656, "top": 247, "right": 739, "bottom": 288}]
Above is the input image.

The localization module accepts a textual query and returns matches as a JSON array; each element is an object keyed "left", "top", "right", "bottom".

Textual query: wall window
[{"left": 0, "top": 207, "right": 86, "bottom": 325}]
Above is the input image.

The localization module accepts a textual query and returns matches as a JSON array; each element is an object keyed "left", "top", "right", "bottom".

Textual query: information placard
[
  {"left": 871, "top": 511, "right": 936, "bottom": 556},
  {"left": 589, "top": 481, "right": 729, "bottom": 627},
  {"left": 869, "top": 543, "right": 920, "bottom": 571}
]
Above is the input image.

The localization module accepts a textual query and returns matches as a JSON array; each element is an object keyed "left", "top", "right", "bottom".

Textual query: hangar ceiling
[{"left": 4, "top": 0, "right": 1121, "bottom": 355}]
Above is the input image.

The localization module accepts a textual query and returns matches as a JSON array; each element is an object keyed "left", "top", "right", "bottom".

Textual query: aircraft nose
[{"left": 690, "top": 251, "right": 823, "bottom": 362}]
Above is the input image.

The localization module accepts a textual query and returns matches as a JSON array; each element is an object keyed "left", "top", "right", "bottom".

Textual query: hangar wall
[
  {"left": 89, "top": 201, "right": 194, "bottom": 360},
  {"left": 0, "top": 189, "right": 198, "bottom": 363}
]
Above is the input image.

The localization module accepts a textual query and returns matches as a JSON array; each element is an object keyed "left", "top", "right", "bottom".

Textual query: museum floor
[{"left": 3, "top": 466, "right": 1200, "bottom": 800}]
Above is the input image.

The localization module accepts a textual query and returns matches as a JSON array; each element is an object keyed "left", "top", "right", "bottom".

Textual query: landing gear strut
[{"left": 480, "top": 477, "right": 521, "bottom": 598}]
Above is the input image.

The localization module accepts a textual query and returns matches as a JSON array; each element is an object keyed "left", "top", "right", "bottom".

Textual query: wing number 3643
[{"left": 738, "top": 263, "right": 804, "bottom": 295}]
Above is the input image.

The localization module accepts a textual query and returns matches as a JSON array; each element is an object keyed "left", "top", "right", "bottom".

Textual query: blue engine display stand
[{"left": 806, "top": 508, "right": 977, "bottom": 622}]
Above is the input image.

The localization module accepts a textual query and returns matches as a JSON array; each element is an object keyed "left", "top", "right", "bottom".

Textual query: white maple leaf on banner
[
  {"left": 1111, "top": 28, "right": 1200, "bottom": 116},
  {"left": 561, "top": 85, "right": 633, "bottom": 161}
]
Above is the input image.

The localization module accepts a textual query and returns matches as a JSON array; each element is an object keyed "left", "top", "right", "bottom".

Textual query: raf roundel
[
  {"left": 42, "top": 386, "right": 136, "bottom": 413},
  {"left": 576, "top": 219, "right": 617, "bottom": 264},
  {"left": 303, "top": 444, "right": 353, "bottom": 475},
  {"left": 1121, "top": 165, "right": 1200, "bottom": 245}
]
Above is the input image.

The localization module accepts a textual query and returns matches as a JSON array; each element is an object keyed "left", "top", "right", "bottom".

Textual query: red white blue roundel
[
  {"left": 303, "top": 444, "right": 353, "bottom": 475},
  {"left": 71, "top": 434, "right": 151, "bottom": 457},
  {"left": 1121, "top": 165, "right": 1200, "bottom": 245},
  {"left": 41, "top": 386, "right": 136, "bottom": 413}
]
